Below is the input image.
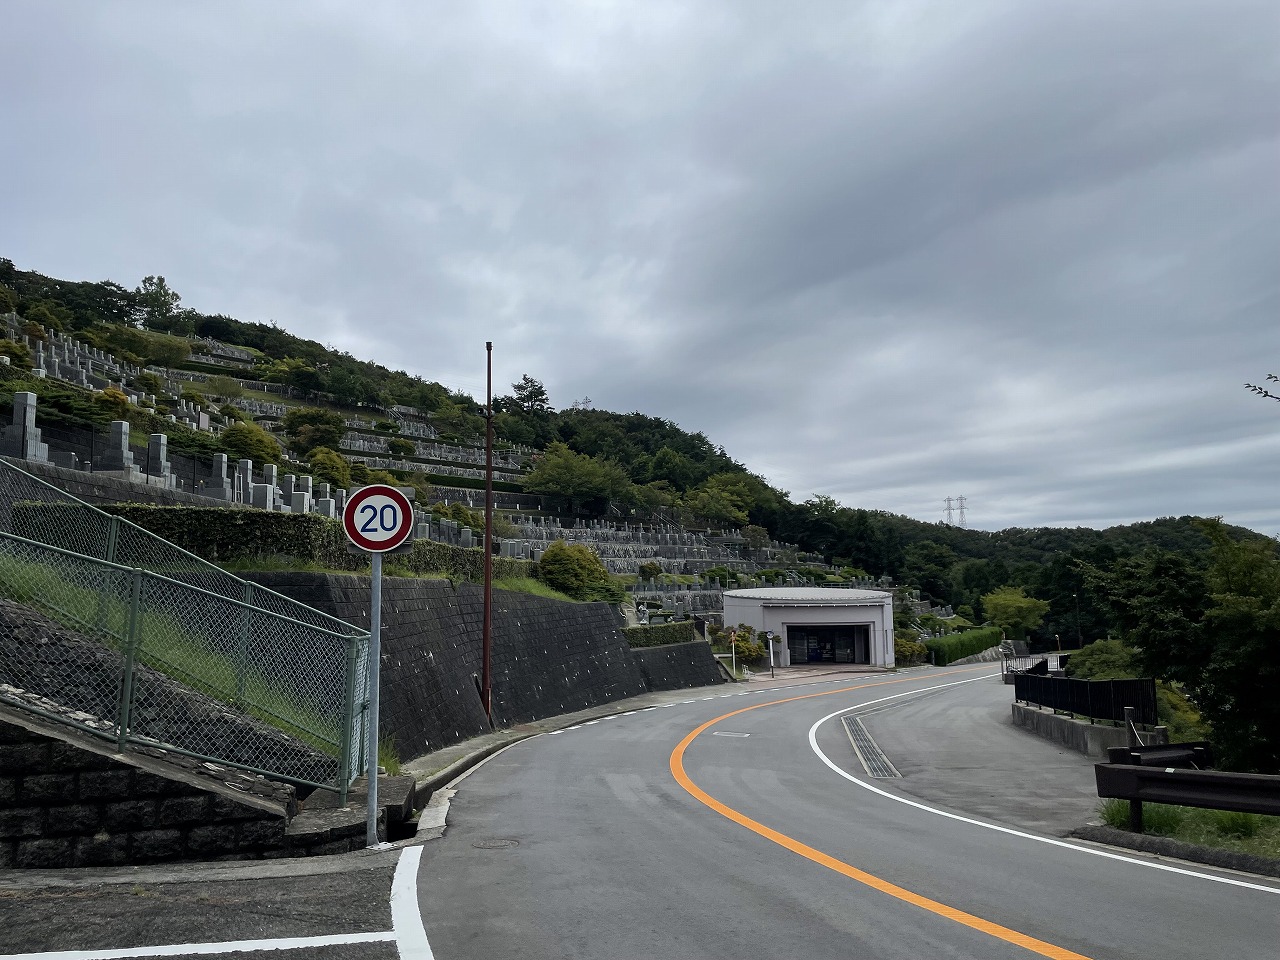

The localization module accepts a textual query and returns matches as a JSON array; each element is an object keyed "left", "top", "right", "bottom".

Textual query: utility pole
[
  {"left": 957, "top": 496, "right": 967, "bottom": 529},
  {"left": 944, "top": 496, "right": 954, "bottom": 525},
  {"left": 482, "top": 342, "right": 494, "bottom": 724}
]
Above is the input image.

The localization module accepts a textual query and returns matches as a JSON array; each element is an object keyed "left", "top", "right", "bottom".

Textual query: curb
[{"left": 1071, "top": 824, "right": 1280, "bottom": 879}]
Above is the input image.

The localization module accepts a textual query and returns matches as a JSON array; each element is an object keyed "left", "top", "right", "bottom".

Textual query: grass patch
[
  {"left": 0, "top": 548, "right": 348, "bottom": 762},
  {"left": 493, "top": 576, "right": 576, "bottom": 602},
  {"left": 378, "top": 735, "right": 402, "bottom": 776},
  {"left": 1099, "top": 799, "right": 1280, "bottom": 859}
]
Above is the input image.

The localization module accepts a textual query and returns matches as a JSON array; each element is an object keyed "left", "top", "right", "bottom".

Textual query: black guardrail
[
  {"left": 1014, "top": 674, "right": 1157, "bottom": 725},
  {"left": 1106, "top": 742, "right": 1214, "bottom": 769},
  {"left": 1095, "top": 762, "right": 1280, "bottom": 831}
]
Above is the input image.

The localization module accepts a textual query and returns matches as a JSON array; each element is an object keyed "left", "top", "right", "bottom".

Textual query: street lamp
[
  {"left": 766, "top": 631, "right": 776, "bottom": 679},
  {"left": 1072, "top": 592, "right": 1082, "bottom": 649}
]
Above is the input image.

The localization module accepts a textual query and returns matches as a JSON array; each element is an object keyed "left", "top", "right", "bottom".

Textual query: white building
[{"left": 722, "top": 587, "right": 895, "bottom": 668}]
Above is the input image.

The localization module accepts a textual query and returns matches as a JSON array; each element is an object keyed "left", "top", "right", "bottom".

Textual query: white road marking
[
  {"left": 0, "top": 933, "right": 397, "bottom": 960},
  {"left": 391, "top": 845, "right": 435, "bottom": 959},
  {"left": 0, "top": 846, "right": 441, "bottom": 960},
  {"left": 805, "top": 678, "right": 1280, "bottom": 896}
]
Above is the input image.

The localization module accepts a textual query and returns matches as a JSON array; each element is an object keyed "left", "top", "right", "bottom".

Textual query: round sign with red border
[{"left": 342, "top": 484, "right": 414, "bottom": 553}]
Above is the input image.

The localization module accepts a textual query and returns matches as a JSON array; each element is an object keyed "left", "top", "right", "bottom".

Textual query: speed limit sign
[{"left": 342, "top": 484, "right": 414, "bottom": 553}]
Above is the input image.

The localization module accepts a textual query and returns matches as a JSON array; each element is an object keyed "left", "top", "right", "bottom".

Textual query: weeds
[{"left": 1098, "top": 799, "right": 1280, "bottom": 860}]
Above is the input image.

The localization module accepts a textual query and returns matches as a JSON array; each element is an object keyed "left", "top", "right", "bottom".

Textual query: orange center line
[{"left": 668, "top": 669, "right": 1094, "bottom": 960}]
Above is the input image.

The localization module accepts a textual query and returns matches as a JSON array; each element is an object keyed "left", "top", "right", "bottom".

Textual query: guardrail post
[
  {"left": 116, "top": 568, "right": 143, "bottom": 752},
  {"left": 338, "top": 632, "right": 362, "bottom": 805},
  {"left": 1129, "top": 798, "right": 1143, "bottom": 832}
]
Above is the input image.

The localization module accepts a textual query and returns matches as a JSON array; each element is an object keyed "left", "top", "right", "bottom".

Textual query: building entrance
[{"left": 786, "top": 624, "right": 871, "bottom": 664}]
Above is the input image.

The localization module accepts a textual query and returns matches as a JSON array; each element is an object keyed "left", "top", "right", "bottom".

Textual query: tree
[
  {"left": 205, "top": 375, "right": 244, "bottom": 400},
  {"left": 538, "top": 541, "right": 623, "bottom": 602},
  {"left": 524, "top": 443, "right": 633, "bottom": 511},
  {"left": 980, "top": 586, "right": 1051, "bottom": 640},
  {"left": 135, "top": 276, "right": 181, "bottom": 331},
  {"left": 306, "top": 447, "right": 352, "bottom": 489},
  {"left": 742, "top": 524, "right": 770, "bottom": 557},
  {"left": 387, "top": 438, "right": 415, "bottom": 458},
  {"left": 511, "top": 375, "right": 553, "bottom": 414},
  {"left": 1092, "top": 523, "right": 1280, "bottom": 772},
  {"left": 140, "top": 334, "right": 191, "bottom": 369},
  {"left": 282, "top": 407, "right": 345, "bottom": 456},
  {"left": 1244, "top": 373, "right": 1279, "bottom": 403},
  {"left": 221, "top": 422, "right": 281, "bottom": 465}
]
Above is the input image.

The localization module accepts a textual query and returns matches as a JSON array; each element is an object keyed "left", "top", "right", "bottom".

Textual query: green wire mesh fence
[{"left": 0, "top": 458, "right": 370, "bottom": 798}]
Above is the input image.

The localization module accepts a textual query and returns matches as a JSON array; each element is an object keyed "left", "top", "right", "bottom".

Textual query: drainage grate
[{"left": 842, "top": 716, "right": 902, "bottom": 779}]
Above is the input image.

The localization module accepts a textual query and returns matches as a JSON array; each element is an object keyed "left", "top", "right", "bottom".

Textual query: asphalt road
[
  {"left": 413, "top": 667, "right": 1280, "bottom": 960},
  {"left": 2, "top": 666, "right": 1278, "bottom": 960}
]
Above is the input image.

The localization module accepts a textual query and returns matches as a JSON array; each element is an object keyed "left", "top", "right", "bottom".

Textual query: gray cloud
[{"left": 2, "top": 0, "right": 1277, "bottom": 534}]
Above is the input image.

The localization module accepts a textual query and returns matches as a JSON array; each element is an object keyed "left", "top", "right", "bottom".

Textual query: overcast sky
[{"left": 3, "top": 1, "right": 1277, "bottom": 535}]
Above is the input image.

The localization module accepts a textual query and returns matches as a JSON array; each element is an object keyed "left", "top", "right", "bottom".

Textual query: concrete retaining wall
[
  {"left": 1012, "top": 702, "right": 1130, "bottom": 758},
  {"left": 6, "top": 457, "right": 234, "bottom": 509},
  {"left": 247, "top": 574, "right": 673, "bottom": 762},
  {"left": 631, "top": 641, "right": 724, "bottom": 691}
]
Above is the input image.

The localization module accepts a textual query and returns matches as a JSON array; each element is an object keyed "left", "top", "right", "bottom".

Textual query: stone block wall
[
  {"left": 0, "top": 709, "right": 293, "bottom": 869},
  {"left": 247, "top": 574, "right": 670, "bottom": 762},
  {"left": 630, "top": 641, "right": 725, "bottom": 692}
]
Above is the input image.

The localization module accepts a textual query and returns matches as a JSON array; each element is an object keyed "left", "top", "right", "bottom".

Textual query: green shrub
[
  {"left": 894, "top": 638, "right": 929, "bottom": 666},
  {"left": 924, "top": 625, "right": 1003, "bottom": 665},
  {"left": 94, "top": 504, "right": 534, "bottom": 583},
  {"left": 624, "top": 622, "right": 698, "bottom": 648},
  {"left": 1064, "top": 639, "right": 1141, "bottom": 679},
  {"left": 637, "top": 561, "right": 662, "bottom": 581},
  {"left": 708, "top": 623, "right": 766, "bottom": 665},
  {"left": 537, "top": 540, "right": 624, "bottom": 603}
]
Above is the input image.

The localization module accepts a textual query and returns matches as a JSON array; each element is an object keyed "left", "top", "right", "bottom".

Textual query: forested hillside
[{"left": 2, "top": 258, "right": 1265, "bottom": 640}]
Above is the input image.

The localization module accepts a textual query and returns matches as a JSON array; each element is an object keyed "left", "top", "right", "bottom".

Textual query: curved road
[{"left": 413, "top": 667, "right": 1280, "bottom": 960}]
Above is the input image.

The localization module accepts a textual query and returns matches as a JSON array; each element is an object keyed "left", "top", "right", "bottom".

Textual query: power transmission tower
[
  {"left": 944, "top": 496, "right": 954, "bottom": 525},
  {"left": 957, "top": 496, "right": 967, "bottom": 529}
]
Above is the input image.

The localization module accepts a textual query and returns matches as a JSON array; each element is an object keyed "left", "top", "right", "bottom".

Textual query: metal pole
[
  {"left": 116, "top": 569, "right": 144, "bottom": 751},
  {"left": 338, "top": 633, "right": 360, "bottom": 806},
  {"left": 366, "top": 550, "right": 383, "bottom": 847},
  {"left": 482, "top": 341, "right": 494, "bottom": 723}
]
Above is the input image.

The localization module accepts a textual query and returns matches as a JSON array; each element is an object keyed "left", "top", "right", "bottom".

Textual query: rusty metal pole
[{"left": 482, "top": 342, "right": 494, "bottom": 724}]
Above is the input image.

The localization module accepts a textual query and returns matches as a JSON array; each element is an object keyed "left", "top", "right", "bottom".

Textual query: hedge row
[
  {"left": 924, "top": 626, "right": 1004, "bottom": 665},
  {"left": 420, "top": 474, "right": 526, "bottom": 494},
  {"left": 623, "top": 622, "right": 699, "bottom": 648},
  {"left": 98, "top": 504, "right": 534, "bottom": 582}
]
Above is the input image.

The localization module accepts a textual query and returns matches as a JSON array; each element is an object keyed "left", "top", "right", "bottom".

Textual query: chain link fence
[{"left": 0, "top": 457, "right": 370, "bottom": 797}]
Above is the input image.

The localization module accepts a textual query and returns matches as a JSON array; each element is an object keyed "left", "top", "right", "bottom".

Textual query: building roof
[{"left": 723, "top": 587, "right": 891, "bottom": 604}]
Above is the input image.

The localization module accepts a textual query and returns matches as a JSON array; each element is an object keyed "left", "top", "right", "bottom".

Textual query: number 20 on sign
[{"left": 343, "top": 484, "right": 414, "bottom": 553}]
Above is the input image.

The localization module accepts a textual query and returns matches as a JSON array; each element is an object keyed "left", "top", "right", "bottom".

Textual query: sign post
[{"left": 342, "top": 484, "right": 414, "bottom": 847}]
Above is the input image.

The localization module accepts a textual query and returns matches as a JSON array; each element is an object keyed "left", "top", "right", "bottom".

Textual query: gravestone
[
  {"left": 145, "top": 434, "right": 174, "bottom": 487},
  {"left": 0, "top": 392, "right": 51, "bottom": 464},
  {"left": 96, "top": 421, "right": 139, "bottom": 480},
  {"left": 204, "top": 453, "right": 234, "bottom": 501}
]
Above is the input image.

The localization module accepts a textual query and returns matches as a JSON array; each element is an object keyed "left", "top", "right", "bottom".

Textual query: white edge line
[
  {"left": 391, "top": 845, "right": 435, "bottom": 960},
  {"left": 805, "top": 677, "right": 1280, "bottom": 896},
  {"left": 0, "top": 932, "right": 397, "bottom": 960}
]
